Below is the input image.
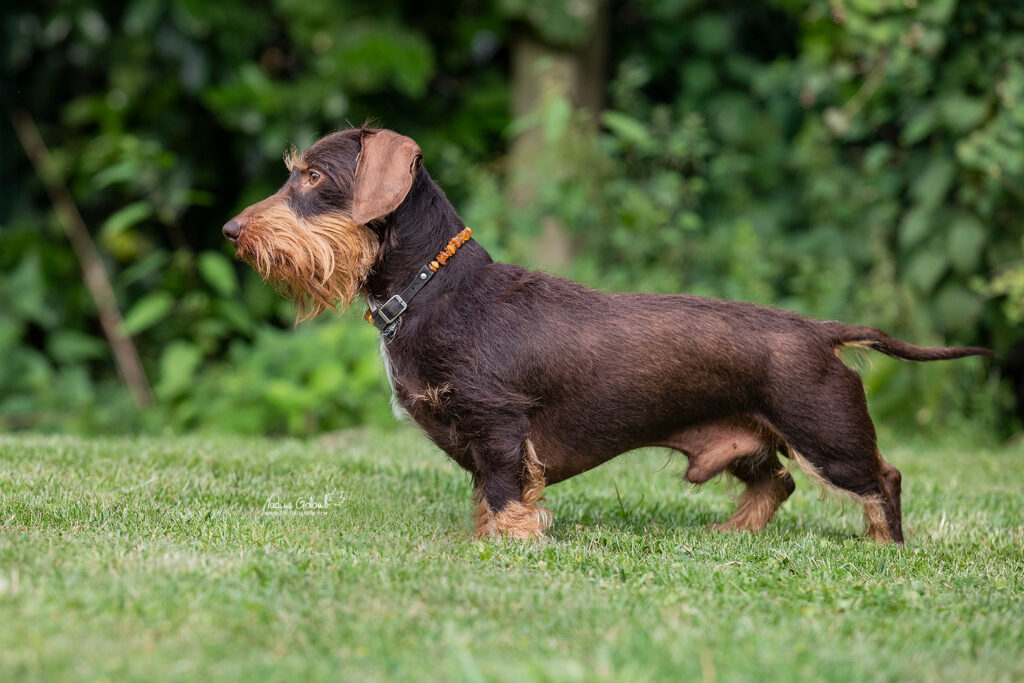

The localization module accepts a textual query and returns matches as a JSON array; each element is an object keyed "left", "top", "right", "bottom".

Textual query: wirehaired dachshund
[{"left": 223, "top": 127, "right": 992, "bottom": 543}]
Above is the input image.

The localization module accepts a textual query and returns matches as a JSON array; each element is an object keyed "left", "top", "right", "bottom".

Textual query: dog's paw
[{"left": 481, "top": 501, "right": 551, "bottom": 541}]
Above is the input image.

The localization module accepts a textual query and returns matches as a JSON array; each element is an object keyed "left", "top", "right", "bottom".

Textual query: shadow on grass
[{"left": 542, "top": 492, "right": 863, "bottom": 545}]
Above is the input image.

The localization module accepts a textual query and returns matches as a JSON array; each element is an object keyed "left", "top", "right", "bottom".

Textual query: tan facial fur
[{"left": 235, "top": 199, "right": 378, "bottom": 320}]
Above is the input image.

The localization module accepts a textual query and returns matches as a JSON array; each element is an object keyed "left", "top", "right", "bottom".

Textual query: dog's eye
[{"left": 309, "top": 171, "right": 321, "bottom": 184}]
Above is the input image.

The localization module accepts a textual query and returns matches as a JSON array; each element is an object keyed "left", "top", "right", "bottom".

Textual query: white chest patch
[{"left": 379, "top": 337, "right": 409, "bottom": 421}]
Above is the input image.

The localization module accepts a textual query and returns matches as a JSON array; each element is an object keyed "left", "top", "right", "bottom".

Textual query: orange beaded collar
[
  {"left": 364, "top": 227, "right": 473, "bottom": 337},
  {"left": 429, "top": 227, "right": 473, "bottom": 271}
]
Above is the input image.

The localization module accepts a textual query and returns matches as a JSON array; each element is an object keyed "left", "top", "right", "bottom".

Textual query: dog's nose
[{"left": 222, "top": 219, "right": 241, "bottom": 243}]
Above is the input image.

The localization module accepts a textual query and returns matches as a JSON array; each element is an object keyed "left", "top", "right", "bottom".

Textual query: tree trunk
[{"left": 507, "top": 1, "right": 608, "bottom": 269}]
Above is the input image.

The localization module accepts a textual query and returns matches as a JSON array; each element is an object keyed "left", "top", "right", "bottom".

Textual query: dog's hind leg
[
  {"left": 787, "top": 443, "right": 904, "bottom": 543},
  {"left": 771, "top": 365, "right": 904, "bottom": 543},
  {"left": 713, "top": 450, "right": 795, "bottom": 532},
  {"left": 862, "top": 457, "right": 902, "bottom": 542},
  {"left": 472, "top": 437, "right": 552, "bottom": 540}
]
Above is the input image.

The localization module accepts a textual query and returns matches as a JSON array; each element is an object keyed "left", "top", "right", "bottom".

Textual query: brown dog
[{"left": 223, "top": 127, "right": 991, "bottom": 543}]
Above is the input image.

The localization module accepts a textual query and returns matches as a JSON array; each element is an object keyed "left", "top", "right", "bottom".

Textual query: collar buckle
[{"left": 376, "top": 294, "right": 408, "bottom": 324}]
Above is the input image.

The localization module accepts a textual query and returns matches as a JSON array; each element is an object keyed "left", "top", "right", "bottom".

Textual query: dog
[{"left": 223, "top": 127, "right": 992, "bottom": 543}]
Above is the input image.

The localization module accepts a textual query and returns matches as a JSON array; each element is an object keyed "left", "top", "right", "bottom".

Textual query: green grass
[{"left": 1, "top": 427, "right": 1022, "bottom": 682}]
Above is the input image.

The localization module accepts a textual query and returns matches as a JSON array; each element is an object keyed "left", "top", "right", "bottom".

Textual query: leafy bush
[
  {"left": 148, "top": 314, "right": 394, "bottom": 435},
  {"left": 0, "top": 219, "right": 392, "bottom": 434}
]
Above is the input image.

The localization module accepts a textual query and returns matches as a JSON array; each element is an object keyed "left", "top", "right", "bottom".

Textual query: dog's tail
[{"left": 823, "top": 322, "right": 994, "bottom": 361}]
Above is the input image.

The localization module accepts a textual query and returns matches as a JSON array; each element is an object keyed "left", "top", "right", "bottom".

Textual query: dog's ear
[{"left": 351, "top": 129, "right": 422, "bottom": 225}]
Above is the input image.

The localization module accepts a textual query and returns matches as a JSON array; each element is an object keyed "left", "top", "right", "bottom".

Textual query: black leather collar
[
  {"left": 366, "top": 227, "right": 473, "bottom": 339},
  {"left": 366, "top": 263, "right": 436, "bottom": 339}
]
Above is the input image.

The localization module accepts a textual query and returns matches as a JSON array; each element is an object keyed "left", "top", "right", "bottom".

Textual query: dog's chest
[
  {"left": 378, "top": 338, "right": 475, "bottom": 469},
  {"left": 378, "top": 338, "right": 410, "bottom": 420},
  {"left": 378, "top": 339, "right": 456, "bottom": 421}
]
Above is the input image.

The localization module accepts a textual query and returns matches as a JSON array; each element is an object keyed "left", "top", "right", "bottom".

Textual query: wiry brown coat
[{"left": 224, "top": 128, "right": 992, "bottom": 543}]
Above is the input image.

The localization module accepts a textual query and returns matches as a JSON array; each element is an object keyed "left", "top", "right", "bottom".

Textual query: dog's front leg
[{"left": 471, "top": 436, "right": 551, "bottom": 540}]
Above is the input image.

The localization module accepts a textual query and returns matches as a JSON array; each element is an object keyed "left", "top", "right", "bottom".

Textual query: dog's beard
[{"left": 236, "top": 204, "right": 379, "bottom": 321}]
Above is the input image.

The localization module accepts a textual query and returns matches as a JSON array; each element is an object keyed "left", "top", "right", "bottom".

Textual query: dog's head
[{"left": 223, "top": 128, "right": 422, "bottom": 319}]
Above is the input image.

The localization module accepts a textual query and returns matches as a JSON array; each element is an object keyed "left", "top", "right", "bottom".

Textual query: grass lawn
[{"left": 0, "top": 427, "right": 1022, "bottom": 681}]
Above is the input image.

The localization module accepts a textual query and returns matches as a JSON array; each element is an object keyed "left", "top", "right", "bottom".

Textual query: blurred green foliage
[{"left": 2, "top": 0, "right": 1022, "bottom": 436}]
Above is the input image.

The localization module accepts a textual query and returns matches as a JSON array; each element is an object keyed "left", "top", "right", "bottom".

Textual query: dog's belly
[
  {"left": 530, "top": 414, "right": 777, "bottom": 485},
  {"left": 523, "top": 355, "right": 769, "bottom": 484}
]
